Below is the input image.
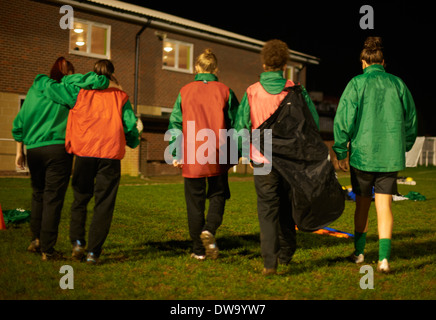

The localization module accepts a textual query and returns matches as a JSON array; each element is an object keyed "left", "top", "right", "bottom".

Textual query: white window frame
[
  {"left": 69, "top": 19, "right": 111, "bottom": 59},
  {"left": 162, "top": 39, "right": 194, "bottom": 74}
]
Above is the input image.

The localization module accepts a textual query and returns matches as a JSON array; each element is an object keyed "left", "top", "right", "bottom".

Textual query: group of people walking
[
  {"left": 13, "top": 36, "right": 417, "bottom": 275},
  {"left": 12, "top": 58, "right": 140, "bottom": 264},
  {"left": 167, "top": 37, "right": 417, "bottom": 275}
]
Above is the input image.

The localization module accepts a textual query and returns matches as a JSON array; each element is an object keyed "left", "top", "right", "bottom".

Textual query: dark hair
[
  {"left": 360, "top": 37, "right": 384, "bottom": 65},
  {"left": 94, "top": 59, "right": 119, "bottom": 85},
  {"left": 50, "top": 57, "right": 75, "bottom": 83},
  {"left": 261, "top": 39, "right": 289, "bottom": 71}
]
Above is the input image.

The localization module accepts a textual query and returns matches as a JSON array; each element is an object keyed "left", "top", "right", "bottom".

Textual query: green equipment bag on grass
[
  {"left": 3, "top": 208, "right": 31, "bottom": 225},
  {"left": 405, "top": 191, "right": 426, "bottom": 201}
]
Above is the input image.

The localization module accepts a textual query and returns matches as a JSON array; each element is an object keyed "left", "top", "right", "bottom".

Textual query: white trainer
[
  {"left": 190, "top": 253, "right": 206, "bottom": 260},
  {"left": 350, "top": 253, "right": 365, "bottom": 264},
  {"left": 377, "top": 259, "right": 390, "bottom": 273}
]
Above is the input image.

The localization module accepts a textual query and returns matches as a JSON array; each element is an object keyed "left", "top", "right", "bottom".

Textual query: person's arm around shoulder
[{"left": 40, "top": 72, "right": 110, "bottom": 108}]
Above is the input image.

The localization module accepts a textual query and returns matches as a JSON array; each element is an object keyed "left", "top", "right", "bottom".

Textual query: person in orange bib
[
  {"left": 168, "top": 49, "right": 239, "bottom": 260},
  {"left": 65, "top": 59, "right": 140, "bottom": 264}
]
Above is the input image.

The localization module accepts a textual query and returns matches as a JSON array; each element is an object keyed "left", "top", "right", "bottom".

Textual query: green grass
[{"left": 0, "top": 167, "right": 435, "bottom": 300}]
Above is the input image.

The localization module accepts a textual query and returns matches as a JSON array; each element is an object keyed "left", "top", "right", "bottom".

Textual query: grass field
[{"left": 0, "top": 167, "right": 435, "bottom": 301}]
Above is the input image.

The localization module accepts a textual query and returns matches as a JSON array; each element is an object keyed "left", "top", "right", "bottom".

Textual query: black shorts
[{"left": 350, "top": 166, "right": 398, "bottom": 197}]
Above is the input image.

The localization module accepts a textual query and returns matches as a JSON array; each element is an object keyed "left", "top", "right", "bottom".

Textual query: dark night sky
[{"left": 125, "top": 1, "right": 435, "bottom": 135}]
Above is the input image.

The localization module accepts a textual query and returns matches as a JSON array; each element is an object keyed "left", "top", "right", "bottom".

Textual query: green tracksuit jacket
[
  {"left": 333, "top": 64, "right": 418, "bottom": 172},
  {"left": 12, "top": 72, "right": 109, "bottom": 149}
]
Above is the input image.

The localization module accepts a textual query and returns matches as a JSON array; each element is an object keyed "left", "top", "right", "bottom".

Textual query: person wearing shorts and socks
[{"left": 333, "top": 37, "right": 417, "bottom": 273}]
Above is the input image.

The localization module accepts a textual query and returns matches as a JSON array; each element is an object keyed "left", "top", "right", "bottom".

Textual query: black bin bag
[{"left": 253, "top": 85, "right": 345, "bottom": 232}]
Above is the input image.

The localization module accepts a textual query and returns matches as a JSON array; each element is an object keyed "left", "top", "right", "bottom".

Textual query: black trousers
[
  {"left": 69, "top": 156, "right": 121, "bottom": 257},
  {"left": 26, "top": 144, "right": 73, "bottom": 253},
  {"left": 254, "top": 167, "right": 297, "bottom": 269},
  {"left": 184, "top": 173, "right": 230, "bottom": 256}
]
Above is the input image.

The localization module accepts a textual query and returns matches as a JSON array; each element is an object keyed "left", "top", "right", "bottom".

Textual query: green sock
[
  {"left": 379, "top": 238, "right": 391, "bottom": 261},
  {"left": 354, "top": 231, "right": 367, "bottom": 256}
]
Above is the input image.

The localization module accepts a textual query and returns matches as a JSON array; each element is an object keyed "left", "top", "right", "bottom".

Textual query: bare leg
[{"left": 374, "top": 193, "right": 393, "bottom": 239}]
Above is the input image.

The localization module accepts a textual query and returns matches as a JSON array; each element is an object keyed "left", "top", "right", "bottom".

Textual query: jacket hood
[{"left": 260, "top": 71, "right": 288, "bottom": 94}]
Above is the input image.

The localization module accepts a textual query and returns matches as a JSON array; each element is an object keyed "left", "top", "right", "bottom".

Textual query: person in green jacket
[
  {"left": 12, "top": 57, "right": 110, "bottom": 261},
  {"left": 333, "top": 37, "right": 417, "bottom": 273}
]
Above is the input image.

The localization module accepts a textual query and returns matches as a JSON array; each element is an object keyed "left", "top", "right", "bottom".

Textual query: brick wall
[
  {"left": 0, "top": 0, "right": 308, "bottom": 176},
  {"left": 0, "top": 93, "right": 20, "bottom": 171}
]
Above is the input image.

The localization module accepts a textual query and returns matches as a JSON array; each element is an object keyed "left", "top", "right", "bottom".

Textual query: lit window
[
  {"left": 70, "top": 19, "right": 111, "bottom": 59},
  {"left": 286, "top": 66, "right": 295, "bottom": 81},
  {"left": 162, "top": 39, "right": 193, "bottom": 73}
]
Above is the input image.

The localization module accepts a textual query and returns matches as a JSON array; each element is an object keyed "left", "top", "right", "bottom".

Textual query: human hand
[
  {"left": 16, "top": 153, "right": 25, "bottom": 170},
  {"left": 136, "top": 119, "right": 143, "bottom": 134},
  {"left": 15, "top": 142, "right": 25, "bottom": 170},
  {"left": 173, "top": 159, "right": 183, "bottom": 169},
  {"left": 338, "top": 158, "right": 350, "bottom": 172}
]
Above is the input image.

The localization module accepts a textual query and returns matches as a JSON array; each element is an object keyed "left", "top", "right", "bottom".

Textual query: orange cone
[{"left": 0, "top": 204, "right": 6, "bottom": 230}]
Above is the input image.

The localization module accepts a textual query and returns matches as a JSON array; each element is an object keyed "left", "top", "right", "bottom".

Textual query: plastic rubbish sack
[{"left": 254, "top": 86, "right": 345, "bottom": 232}]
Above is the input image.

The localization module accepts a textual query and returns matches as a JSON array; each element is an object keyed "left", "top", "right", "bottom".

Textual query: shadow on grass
[
  {"left": 283, "top": 228, "right": 436, "bottom": 275},
  {"left": 104, "top": 231, "right": 350, "bottom": 263},
  {"left": 104, "top": 229, "right": 435, "bottom": 270}
]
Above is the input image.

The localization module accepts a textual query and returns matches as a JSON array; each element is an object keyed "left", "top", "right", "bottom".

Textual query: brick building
[{"left": 0, "top": 0, "right": 320, "bottom": 176}]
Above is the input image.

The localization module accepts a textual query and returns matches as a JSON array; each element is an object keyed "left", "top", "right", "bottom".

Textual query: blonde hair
[{"left": 195, "top": 48, "right": 218, "bottom": 74}]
